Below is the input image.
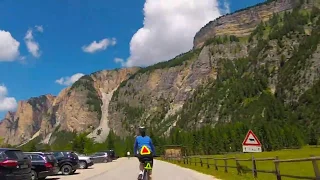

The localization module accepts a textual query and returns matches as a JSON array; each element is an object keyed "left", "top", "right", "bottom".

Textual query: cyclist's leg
[
  {"left": 138, "top": 155, "right": 144, "bottom": 179},
  {"left": 148, "top": 156, "right": 154, "bottom": 180},
  {"left": 139, "top": 162, "right": 144, "bottom": 171}
]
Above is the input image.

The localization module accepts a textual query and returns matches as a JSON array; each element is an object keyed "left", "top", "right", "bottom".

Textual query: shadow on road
[
  {"left": 46, "top": 178, "right": 60, "bottom": 180},
  {"left": 51, "top": 172, "right": 80, "bottom": 176}
]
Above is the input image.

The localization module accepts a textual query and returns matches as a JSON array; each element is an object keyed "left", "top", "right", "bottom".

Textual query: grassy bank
[{"left": 161, "top": 146, "right": 320, "bottom": 180}]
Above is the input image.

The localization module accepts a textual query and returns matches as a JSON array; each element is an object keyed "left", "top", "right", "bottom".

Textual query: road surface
[{"left": 49, "top": 158, "right": 219, "bottom": 180}]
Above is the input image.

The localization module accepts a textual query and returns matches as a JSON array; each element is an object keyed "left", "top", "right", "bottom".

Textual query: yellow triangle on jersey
[
  {"left": 145, "top": 162, "right": 152, "bottom": 170},
  {"left": 140, "top": 145, "right": 151, "bottom": 155}
]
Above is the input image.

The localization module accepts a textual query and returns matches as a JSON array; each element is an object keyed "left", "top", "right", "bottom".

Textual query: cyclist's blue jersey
[{"left": 134, "top": 135, "right": 155, "bottom": 155}]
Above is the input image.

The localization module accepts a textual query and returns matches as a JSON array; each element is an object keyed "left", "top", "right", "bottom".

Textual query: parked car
[
  {"left": 0, "top": 148, "right": 32, "bottom": 180},
  {"left": 24, "top": 152, "right": 59, "bottom": 180},
  {"left": 51, "top": 151, "right": 79, "bottom": 175},
  {"left": 90, "top": 152, "right": 112, "bottom": 163},
  {"left": 107, "top": 149, "right": 119, "bottom": 160},
  {"left": 74, "top": 152, "right": 94, "bottom": 169}
]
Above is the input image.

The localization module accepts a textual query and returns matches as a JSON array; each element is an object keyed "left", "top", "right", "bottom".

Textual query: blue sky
[{"left": 0, "top": 0, "right": 264, "bottom": 118}]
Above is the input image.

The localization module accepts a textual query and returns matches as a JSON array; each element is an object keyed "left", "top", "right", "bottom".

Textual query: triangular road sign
[
  {"left": 145, "top": 162, "right": 152, "bottom": 170},
  {"left": 140, "top": 145, "right": 151, "bottom": 155},
  {"left": 242, "top": 130, "right": 261, "bottom": 146}
]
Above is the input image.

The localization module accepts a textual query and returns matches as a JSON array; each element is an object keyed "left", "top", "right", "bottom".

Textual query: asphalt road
[{"left": 49, "top": 158, "right": 219, "bottom": 180}]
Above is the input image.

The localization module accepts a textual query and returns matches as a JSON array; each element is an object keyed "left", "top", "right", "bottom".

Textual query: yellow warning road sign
[
  {"left": 145, "top": 162, "right": 152, "bottom": 170},
  {"left": 140, "top": 145, "right": 151, "bottom": 155}
]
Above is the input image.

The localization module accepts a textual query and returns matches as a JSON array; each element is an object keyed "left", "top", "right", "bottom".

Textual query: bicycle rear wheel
[{"left": 143, "top": 170, "right": 149, "bottom": 180}]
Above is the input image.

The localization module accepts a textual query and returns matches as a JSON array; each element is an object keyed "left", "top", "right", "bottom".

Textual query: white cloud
[
  {"left": 0, "top": 30, "right": 20, "bottom": 62},
  {"left": 19, "top": 56, "right": 26, "bottom": 61},
  {"left": 82, "top": 38, "right": 116, "bottom": 53},
  {"left": 0, "top": 84, "right": 17, "bottom": 112},
  {"left": 223, "top": 0, "right": 231, "bottom": 14},
  {"left": 114, "top": 57, "right": 125, "bottom": 67},
  {"left": 55, "top": 73, "right": 85, "bottom": 86},
  {"left": 24, "top": 29, "right": 41, "bottom": 58},
  {"left": 123, "top": 0, "right": 224, "bottom": 67},
  {"left": 35, "top": 25, "right": 44, "bottom": 33}
]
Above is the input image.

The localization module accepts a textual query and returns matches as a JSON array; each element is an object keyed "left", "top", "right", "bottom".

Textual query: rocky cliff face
[
  {"left": 0, "top": 68, "right": 139, "bottom": 146},
  {"left": 108, "top": 42, "right": 249, "bottom": 136},
  {"left": 193, "top": 0, "right": 299, "bottom": 49},
  {"left": 0, "top": 95, "right": 55, "bottom": 145},
  {"left": 108, "top": 4, "right": 320, "bottom": 135}
]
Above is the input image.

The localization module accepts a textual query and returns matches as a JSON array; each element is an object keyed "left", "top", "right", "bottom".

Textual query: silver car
[
  {"left": 89, "top": 152, "right": 112, "bottom": 163},
  {"left": 74, "top": 153, "right": 94, "bottom": 169}
]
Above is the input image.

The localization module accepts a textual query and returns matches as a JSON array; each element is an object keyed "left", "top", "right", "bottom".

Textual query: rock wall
[
  {"left": 193, "top": 0, "right": 297, "bottom": 49},
  {"left": 0, "top": 95, "right": 55, "bottom": 145},
  {"left": 0, "top": 68, "right": 139, "bottom": 146}
]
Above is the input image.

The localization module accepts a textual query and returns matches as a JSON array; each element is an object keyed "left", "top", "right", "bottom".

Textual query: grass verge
[{"left": 160, "top": 146, "right": 320, "bottom": 180}]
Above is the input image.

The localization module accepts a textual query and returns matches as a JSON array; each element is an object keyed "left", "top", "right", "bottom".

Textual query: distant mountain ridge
[{"left": 0, "top": 0, "right": 319, "bottom": 147}]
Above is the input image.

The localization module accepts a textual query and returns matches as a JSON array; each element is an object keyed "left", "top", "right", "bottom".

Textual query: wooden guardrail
[{"left": 165, "top": 155, "right": 320, "bottom": 180}]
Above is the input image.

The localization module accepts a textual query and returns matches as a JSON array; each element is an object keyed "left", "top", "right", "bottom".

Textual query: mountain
[
  {"left": 0, "top": 68, "right": 139, "bottom": 145},
  {"left": 1, "top": 0, "right": 319, "bottom": 147}
]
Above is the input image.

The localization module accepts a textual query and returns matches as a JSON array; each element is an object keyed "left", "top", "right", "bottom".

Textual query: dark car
[
  {"left": 51, "top": 151, "right": 79, "bottom": 175},
  {"left": 0, "top": 148, "right": 32, "bottom": 180},
  {"left": 24, "top": 152, "right": 59, "bottom": 180},
  {"left": 107, "top": 150, "right": 119, "bottom": 160}
]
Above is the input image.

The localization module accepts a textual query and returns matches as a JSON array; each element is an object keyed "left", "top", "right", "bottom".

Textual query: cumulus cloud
[
  {"left": 123, "top": 0, "right": 225, "bottom": 67},
  {"left": 35, "top": 25, "right": 44, "bottom": 33},
  {"left": 0, "top": 84, "right": 17, "bottom": 112},
  {"left": 82, "top": 38, "right": 116, "bottom": 53},
  {"left": 223, "top": 0, "right": 231, "bottom": 14},
  {"left": 55, "top": 73, "right": 85, "bottom": 86},
  {"left": 114, "top": 57, "right": 125, "bottom": 67},
  {"left": 0, "top": 30, "right": 20, "bottom": 62},
  {"left": 24, "top": 29, "right": 41, "bottom": 58}
]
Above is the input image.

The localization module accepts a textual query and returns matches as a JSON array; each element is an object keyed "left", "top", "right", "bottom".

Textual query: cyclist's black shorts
[{"left": 137, "top": 153, "right": 153, "bottom": 166}]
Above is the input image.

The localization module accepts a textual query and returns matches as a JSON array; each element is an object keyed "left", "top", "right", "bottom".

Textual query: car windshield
[
  {"left": 5, "top": 150, "right": 26, "bottom": 160},
  {"left": 45, "top": 154, "right": 56, "bottom": 161},
  {"left": 68, "top": 152, "right": 78, "bottom": 158},
  {"left": 0, "top": 152, "right": 5, "bottom": 160},
  {"left": 53, "top": 152, "right": 64, "bottom": 158}
]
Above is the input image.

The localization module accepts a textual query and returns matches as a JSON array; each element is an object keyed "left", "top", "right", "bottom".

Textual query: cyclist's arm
[
  {"left": 149, "top": 138, "right": 156, "bottom": 155},
  {"left": 133, "top": 138, "right": 138, "bottom": 155}
]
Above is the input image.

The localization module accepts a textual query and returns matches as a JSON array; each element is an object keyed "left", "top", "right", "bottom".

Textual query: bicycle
[{"left": 135, "top": 154, "right": 159, "bottom": 180}]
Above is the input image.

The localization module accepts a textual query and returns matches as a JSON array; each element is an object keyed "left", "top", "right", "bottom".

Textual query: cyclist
[
  {"left": 134, "top": 126, "right": 155, "bottom": 180},
  {"left": 127, "top": 151, "right": 131, "bottom": 159}
]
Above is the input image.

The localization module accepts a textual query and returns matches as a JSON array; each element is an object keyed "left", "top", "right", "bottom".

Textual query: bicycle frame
[
  {"left": 141, "top": 161, "right": 152, "bottom": 180},
  {"left": 141, "top": 169, "right": 150, "bottom": 180}
]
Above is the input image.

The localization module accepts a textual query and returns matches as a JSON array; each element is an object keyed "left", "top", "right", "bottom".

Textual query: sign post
[{"left": 242, "top": 130, "right": 262, "bottom": 153}]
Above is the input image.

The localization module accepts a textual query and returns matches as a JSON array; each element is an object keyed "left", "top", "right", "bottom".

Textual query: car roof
[
  {"left": 24, "top": 152, "right": 44, "bottom": 155},
  {"left": 51, "top": 151, "right": 73, "bottom": 153},
  {"left": 0, "top": 148, "right": 19, "bottom": 152}
]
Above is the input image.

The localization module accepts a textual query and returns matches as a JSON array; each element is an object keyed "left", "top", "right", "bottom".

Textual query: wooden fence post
[
  {"left": 235, "top": 156, "right": 241, "bottom": 175},
  {"left": 224, "top": 156, "right": 228, "bottom": 173},
  {"left": 207, "top": 158, "right": 210, "bottom": 169},
  {"left": 252, "top": 155, "right": 257, "bottom": 178},
  {"left": 200, "top": 158, "right": 203, "bottom": 167},
  {"left": 214, "top": 158, "right": 218, "bottom": 170},
  {"left": 274, "top": 156, "right": 281, "bottom": 180},
  {"left": 310, "top": 155, "right": 320, "bottom": 179}
]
